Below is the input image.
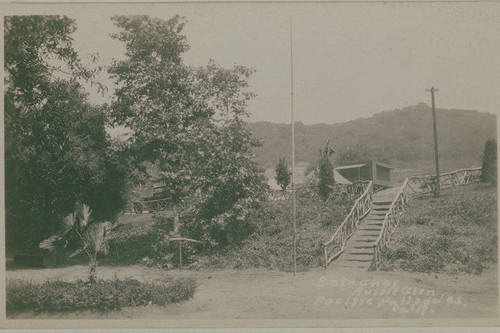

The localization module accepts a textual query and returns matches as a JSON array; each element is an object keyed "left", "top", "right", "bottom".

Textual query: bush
[
  {"left": 108, "top": 186, "right": 355, "bottom": 270},
  {"left": 193, "top": 186, "right": 354, "bottom": 270},
  {"left": 6, "top": 276, "right": 196, "bottom": 315}
]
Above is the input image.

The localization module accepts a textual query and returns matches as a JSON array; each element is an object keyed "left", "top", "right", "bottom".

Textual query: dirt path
[{"left": 7, "top": 263, "right": 497, "bottom": 320}]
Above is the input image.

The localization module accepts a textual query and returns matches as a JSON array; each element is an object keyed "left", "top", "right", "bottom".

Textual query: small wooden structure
[
  {"left": 335, "top": 159, "right": 392, "bottom": 188},
  {"left": 133, "top": 183, "right": 173, "bottom": 214}
]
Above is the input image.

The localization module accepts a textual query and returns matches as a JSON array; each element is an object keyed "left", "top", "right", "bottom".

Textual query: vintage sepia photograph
[{"left": 1, "top": 1, "right": 499, "bottom": 329}]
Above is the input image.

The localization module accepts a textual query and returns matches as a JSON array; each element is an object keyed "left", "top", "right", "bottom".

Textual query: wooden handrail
[
  {"left": 408, "top": 167, "right": 481, "bottom": 179},
  {"left": 370, "top": 167, "right": 482, "bottom": 271},
  {"left": 405, "top": 167, "right": 481, "bottom": 195}
]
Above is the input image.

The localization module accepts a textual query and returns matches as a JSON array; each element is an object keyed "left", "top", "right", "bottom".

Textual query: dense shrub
[
  {"left": 6, "top": 276, "right": 196, "bottom": 315},
  {"left": 193, "top": 187, "right": 354, "bottom": 270},
  {"left": 380, "top": 184, "right": 497, "bottom": 274},
  {"left": 102, "top": 215, "right": 158, "bottom": 265},
  {"left": 103, "top": 186, "right": 354, "bottom": 270}
]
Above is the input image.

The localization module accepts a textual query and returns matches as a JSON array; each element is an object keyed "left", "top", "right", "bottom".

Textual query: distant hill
[{"left": 248, "top": 103, "right": 497, "bottom": 176}]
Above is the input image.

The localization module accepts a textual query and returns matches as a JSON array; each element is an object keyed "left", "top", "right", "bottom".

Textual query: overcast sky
[{"left": 6, "top": 2, "right": 500, "bottom": 124}]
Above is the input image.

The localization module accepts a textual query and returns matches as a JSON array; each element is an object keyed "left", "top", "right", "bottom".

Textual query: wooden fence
[
  {"left": 370, "top": 167, "right": 482, "bottom": 270},
  {"left": 268, "top": 180, "right": 370, "bottom": 202},
  {"left": 405, "top": 167, "right": 482, "bottom": 195},
  {"left": 323, "top": 181, "right": 373, "bottom": 267}
]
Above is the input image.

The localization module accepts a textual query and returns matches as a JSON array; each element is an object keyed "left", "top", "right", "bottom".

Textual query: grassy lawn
[{"left": 380, "top": 183, "right": 497, "bottom": 274}]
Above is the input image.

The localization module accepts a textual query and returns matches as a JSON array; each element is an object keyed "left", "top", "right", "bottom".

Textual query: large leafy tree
[
  {"left": 4, "top": 16, "right": 128, "bottom": 254},
  {"left": 109, "top": 15, "right": 267, "bottom": 247}
]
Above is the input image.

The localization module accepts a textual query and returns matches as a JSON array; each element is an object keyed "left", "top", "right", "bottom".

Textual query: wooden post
[
  {"left": 179, "top": 241, "right": 182, "bottom": 270},
  {"left": 173, "top": 207, "right": 179, "bottom": 235},
  {"left": 427, "top": 87, "right": 440, "bottom": 197}
]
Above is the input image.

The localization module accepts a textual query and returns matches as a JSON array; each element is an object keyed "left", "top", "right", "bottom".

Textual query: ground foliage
[
  {"left": 6, "top": 276, "right": 196, "bottom": 315},
  {"left": 193, "top": 187, "right": 354, "bottom": 271},
  {"left": 380, "top": 183, "right": 497, "bottom": 274},
  {"left": 101, "top": 187, "right": 354, "bottom": 270}
]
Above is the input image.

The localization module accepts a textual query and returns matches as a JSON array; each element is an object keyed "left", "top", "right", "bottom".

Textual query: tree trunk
[
  {"left": 89, "top": 257, "right": 97, "bottom": 284},
  {"left": 44, "top": 188, "right": 57, "bottom": 266}
]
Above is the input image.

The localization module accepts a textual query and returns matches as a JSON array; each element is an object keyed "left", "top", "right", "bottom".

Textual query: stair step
[
  {"left": 359, "top": 228, "right": 382, "bottom": 236},
  {"left": 357, "top": 231, "right": 381, "bottom": 236},
  {"left": 365, "top": 221, "right": 383, "bottom": 226},
  {"left": 347, "top": 248, "right": 374, "bottom": 255},
  {"left": 352, "top": 237, "right": 377, "bottom": 242},
  {"left": 352, "top": 245, "right": 375, "bottom": 249},
  {"left": 358, "top": 229, "right": 381, "bottom": 234},
  {"left": 345, "top": 254, "right": 374, "bottom": 262},
  {"left": 373, "top": 200, "right": 393, "bottom": 205},
  {"left": 353, "top": 233, "right": 379, "bottom": 238},
  {"left": 359, "top": 226, "right": 382, "bottom": 230},
  {"left": 372, "top": 205, "right": 391, "bottom": 210},
  {"left": 370, "top": 211, "right": 388, "bottom": 216},
  {"left": 366, "top": 216, "right": 386, "bottom": 220}
]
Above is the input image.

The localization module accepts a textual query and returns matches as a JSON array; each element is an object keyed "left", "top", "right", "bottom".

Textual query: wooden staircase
[{"left": 335, "top": 188, "right": 399, "bottom": 269}]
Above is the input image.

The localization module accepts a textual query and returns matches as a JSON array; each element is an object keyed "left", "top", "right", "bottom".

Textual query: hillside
[
  {"left": 248, "top": 103, "right": 497, "bottom": 174},
  {"left": 380, "top": 183, "right": 497, "bottom": 274}
]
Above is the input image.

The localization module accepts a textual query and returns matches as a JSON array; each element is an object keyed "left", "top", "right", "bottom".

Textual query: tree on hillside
[
  {"left": 318, "top": 157, "right": 334, "bottom": 200},
  {"left": 275, "top": 158, "right": 291, "bottom": 191},
  {"left": 481, "top": 139, "right": 497, "bottom": 184},
  {"left": 4, "top": 16, "right": 128, "bottom": 254},
  {"left": 108, "top": 15, "right": 267, "bottom": 248},
  {"left": 317, "top": 139, "right": 335, "bottom": 199}
]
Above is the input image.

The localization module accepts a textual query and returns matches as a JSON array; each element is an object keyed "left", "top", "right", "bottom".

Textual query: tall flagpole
[{"left": 290, "top": 17, "right": 297, "bottom": 276}]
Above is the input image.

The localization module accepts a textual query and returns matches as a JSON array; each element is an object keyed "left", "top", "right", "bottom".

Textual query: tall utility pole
[
  {"left": 426, "top": 87, "right": 440, "bottom": 197},
  {"left": 290, "top": 17, "right": 297, "bottom": 276}
]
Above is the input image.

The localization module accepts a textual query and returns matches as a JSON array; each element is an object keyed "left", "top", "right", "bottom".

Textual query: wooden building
[{"left": 334, "top": 159, "right": 392, "bottom": 188}]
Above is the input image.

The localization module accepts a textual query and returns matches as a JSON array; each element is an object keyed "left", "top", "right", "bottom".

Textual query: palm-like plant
[{"left": 40, "top": 203, "right": 113, "bottom": 283}]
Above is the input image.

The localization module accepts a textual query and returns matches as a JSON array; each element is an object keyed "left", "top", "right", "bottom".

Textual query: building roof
[
  {"left": 334, "top": 170, "right": 352, "bottom": 184},
  {"left": 334, "top": 163, "right": 366, "bottom": 170},
  {"left": 374, "top": 161, "right": 393, "bottom": 169}
]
